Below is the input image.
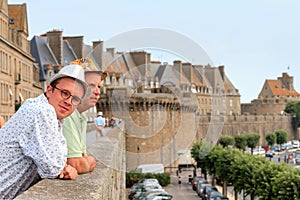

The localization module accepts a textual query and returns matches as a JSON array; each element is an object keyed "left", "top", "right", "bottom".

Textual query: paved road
[{"left": 164, "top": 170, "right": 202, "bottom": 200}]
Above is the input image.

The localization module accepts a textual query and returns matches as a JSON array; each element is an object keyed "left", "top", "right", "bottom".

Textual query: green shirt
[{"left": 62, "top": 109, "right": 87, "bottom": 158}]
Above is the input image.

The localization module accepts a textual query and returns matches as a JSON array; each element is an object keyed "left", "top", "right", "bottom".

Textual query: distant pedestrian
[
  {"left": 109, "top": 115, "right": 121, "bottom": 128},
  {"left": 94, "top": 112, "right": 106, "bottom": 137},
  {"left": 284, "top": 154, "right": 287, "bottom": 163},
  {"left": 109, "top": 115, "right": 116, "bottom": 127},
  {"left": 178, "top": 176, "right": 182, "bottom": 188}
]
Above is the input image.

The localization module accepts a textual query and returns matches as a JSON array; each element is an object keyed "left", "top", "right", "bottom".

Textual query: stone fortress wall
[
  {"left": 242, "top": 97, "right": 295, "bottom": 115},
  {"left": 104, "top": 101, "right": 296, "bottom": 171}
]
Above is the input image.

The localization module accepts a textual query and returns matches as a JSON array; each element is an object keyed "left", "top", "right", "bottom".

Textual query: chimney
[
  {"left": 173, "top": 60, "right": 182, "bottom": 72},
  {"left": 64, "top": 36, "right": 84, "bottom": 58},
  {"left": 182, "top": 62, "right": 192, "bottom": 83},
  {"left": 130, "top": 51, "right": 154, "bottom": 78},
  {"left": 218, "top": 65, "right": 225, "bottom": 81},
  {"left": 173, "top": 60, "right": 182, "bottom": 81},
  {"left": 47, "top": 30, "right": 63, "bottom": 65},
  {"left": 129, "top": 51, "right": 148, "bottom": 67},
  {"left": 92, "top": 41, "right": 103, "bottom": 69},
  {"left": 106, "top": 48, "right": 115, "bottom": 56}
]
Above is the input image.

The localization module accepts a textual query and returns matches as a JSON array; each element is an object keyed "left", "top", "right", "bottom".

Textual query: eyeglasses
[{"left": 53, "top": 86, "right": 81, "bottom": 106}]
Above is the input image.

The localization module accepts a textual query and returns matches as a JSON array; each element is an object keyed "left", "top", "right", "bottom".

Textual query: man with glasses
[
  {"left": 62, "top": 59, "right": 107, "bottom": 174},
  {"left": 0, "top": 64, "right": 88, "bottom": 199}
]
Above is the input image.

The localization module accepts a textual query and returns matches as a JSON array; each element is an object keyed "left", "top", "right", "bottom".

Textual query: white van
[{"left": 134, "top": 164, "right": 164, "bottom": 174}]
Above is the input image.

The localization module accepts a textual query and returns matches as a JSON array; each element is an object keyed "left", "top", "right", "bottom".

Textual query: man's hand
[
  {"left": 59, "top": 164, "right": 78, "bottom": 180},
  {"left": 82, "top": 153, "right": 96, "bottom": 172}
]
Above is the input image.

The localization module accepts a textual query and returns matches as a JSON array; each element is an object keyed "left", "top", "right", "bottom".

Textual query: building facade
[{"left": 0, "top": 1, "right": 41, "bottom": 121}]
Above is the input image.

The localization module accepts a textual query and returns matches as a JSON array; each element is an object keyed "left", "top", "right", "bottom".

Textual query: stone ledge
[{"left": 16, "top": 123, "right": 126, "bottom": 200}]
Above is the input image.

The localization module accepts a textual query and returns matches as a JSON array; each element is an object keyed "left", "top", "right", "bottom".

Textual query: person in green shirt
[{"left": 62, "top": 59, "right": 106, "bottom": 174}]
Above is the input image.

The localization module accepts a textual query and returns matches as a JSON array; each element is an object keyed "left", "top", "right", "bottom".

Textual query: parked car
[
  {"left": 271, "top": 145, "right": 281, "bottom": 152},
  {"left": 295, "top": 155, "right": 300, "bottom": 164},
  {"left": 292, "top": 140, "right": 300, "bottom": 148},
  {"left": 196, "top": 179, "right": 209, "bottom": 196},
  {"left": 143, "top": 184, "right": 162, "bottom": 192},
  {"left": 281, "top": 142, "right": 293, "bottom": 151},
  {"left": 206, "top": 191, "right": 226, "bottom": 200},
  {"left": 134, "top": 189, "right": 172, "bottom": 200},
  {"left": 213, "top": 196, "right": 229, "bottom": 200},
  {"left": 202, "top": 185, "right": 218, "bottom": 200},
  {"left": 285, "top": 143, "right": 294, "bottom": 150},
  {"left": 192, "top": 176, "right": 206, "bottom": 191},
  {"left": 197, "top": 183, "right": 210, "bottom": 197},
  {"left": 142, "top": 178, "right": 160, "bottom": 186},
  {"left": 129, "top": 185, "right": 144, "bottom": 200},
  {"left": 265, "top": 149, "right": 275, "bottom": 157},
  {"left": 252, "top": 147, "right": 265, "bottom": 155},
  {"left": 145, "top": 190, "right": 173, "bottom": 200},
  {"left": 129, "top": 178, "right": 163, "bottom": 200}
]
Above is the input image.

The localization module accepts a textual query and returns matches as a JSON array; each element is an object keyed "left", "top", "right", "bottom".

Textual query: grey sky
[{"left": 9, "top": 0, "right": 300, "bottom": 103}]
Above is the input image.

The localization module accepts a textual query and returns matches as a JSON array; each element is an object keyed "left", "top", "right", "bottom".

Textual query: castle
[
  {"left": 0, "top": 1, "right": 298, "bottom": 171},
  {"left": 242, "top": 73, "right": 300, "bottom": 115}
]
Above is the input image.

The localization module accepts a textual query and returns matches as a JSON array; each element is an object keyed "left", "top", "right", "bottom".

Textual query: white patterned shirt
[{"left": 0, "top": 94, "right": 67, "bottom": 199}]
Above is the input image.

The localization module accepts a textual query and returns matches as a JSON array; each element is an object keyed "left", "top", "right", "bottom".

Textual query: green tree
[
  {"left": 274, "top": 130, "right": 287, "bottom": 145},
  {"left": 234, "top": 135, "right": 247, "bottom": 151},
  {"left": 191, "top": 141, "right": 205, "bottom": 165},
  {"left": 272, "top": 169, "right": 300, "bottom": 199},
  {"left": 206, "top": 146, "right": 221, "bottom": 186},
  {"left": 199, "top": 144, "right": 300, "bottom": 200},
  {"left": 265, "top": 132, "right": 276, "bottom": 147},
  {"left": 218, "top": 135, "right": 234, "bottom": 147},
  {"left": 284, "top": 101, "right": 300, "bottom": 127},
  {"left": 254, "top": 162, "right": 287, "bottom": 200},
  {"left": 214, "top": 148, "right": 241, "bottom": 197},
  {"left": 190, "top": 141, "right": 212, "bottom": 179},
  {"left": 231, "top": 153, "right": 256, "bottom": 200},
  {"left": 191, "top": 141, "right": 211, "bottom": 167},
  {"left": 245, "top": 133, "right": 260, "bottom": 154}
]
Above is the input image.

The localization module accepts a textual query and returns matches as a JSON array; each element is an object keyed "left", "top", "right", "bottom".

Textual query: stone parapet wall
[{"left": 16, "top": 123, "right": 126, "bottom": 200}]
